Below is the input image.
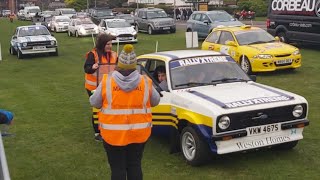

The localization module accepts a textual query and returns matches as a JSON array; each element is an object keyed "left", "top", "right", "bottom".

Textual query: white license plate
[
  {"left": 276, "top": 59, "right": 292, "bottom": 64},
  {"left": 33, "top": 46, "right": 46, "bottom": 50},
  {"left": 120, "top": 37, "right": 131, "bottom": 40},
  {"left": 246, "top": 124, "right": 280, "bottom": 136},
  {"left": 163, "top": 27, "right": 170, "bottom": 30}
]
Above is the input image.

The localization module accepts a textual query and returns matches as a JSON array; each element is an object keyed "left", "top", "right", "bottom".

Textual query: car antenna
[{"left": 155, "top": 41, "right": 158, "bottom": 52}]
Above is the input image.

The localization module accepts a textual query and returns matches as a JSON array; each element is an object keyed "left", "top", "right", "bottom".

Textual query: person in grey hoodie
[{"left": 89, "top": 44, "right": 160, "bottom": 180}]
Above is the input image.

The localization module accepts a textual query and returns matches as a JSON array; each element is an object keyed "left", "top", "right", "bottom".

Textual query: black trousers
[
  {"left": 103, "top": 141, "right": 146, "bottom": 180},
  {"left": 86, "top": 89, "right": 99, "bottom": 134}
]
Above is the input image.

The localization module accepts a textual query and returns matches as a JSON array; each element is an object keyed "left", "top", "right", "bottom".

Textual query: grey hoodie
[{"left": 90, "top": 70, "right": 160, "bottom": 109}]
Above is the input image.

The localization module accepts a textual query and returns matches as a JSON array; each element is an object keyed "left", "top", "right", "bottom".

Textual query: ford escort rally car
[
  {"left": 9, "top": 25, "right": 58, "bottom": 59},
  {"left": 137, "top": 50, "right": 309, "bottom": 166},
  {"left": 201, "top": 26, "right": 302, "bottom": 74}
]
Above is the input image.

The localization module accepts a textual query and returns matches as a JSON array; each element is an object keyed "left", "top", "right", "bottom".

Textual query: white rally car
[
  {"left": 68, "top": 18, "right": 99, "bottom": 37},
  {"left": 50, "top": 15, "right": 71, "bottom": 32},
  {"left": 98, "top": 19, "right": 137, "bottom": 43},
  {"left": 9, "top": 25, "right": 58, "bottom": 59},
  {"left": 137, "top": 50, "right": 309, "bottom": 166}
]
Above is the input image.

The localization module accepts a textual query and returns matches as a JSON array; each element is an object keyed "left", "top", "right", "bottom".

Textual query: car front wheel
[
  {"left": 68, "top": 31, "right": 72, "bottom": 37},
  {"left": 148, "top": 26, "right": 153, "bottom": 35},
  {"left": 240, "top": 56, "right": 252, "bottom": 74},
  {"left": 9, "top": 46, "right": 17, "bottom": 55},
  {"left": 75, "top": 31, "right": 79, "bottom": 38},
  {"left": 135, "top": 24, "right": 139, "bottom": 32},
  {"left": 17, "top": 49, "right": 24, "bottom": 59},
  {"left": 180, "top": 126, "right": 211, "bottom": 166}
]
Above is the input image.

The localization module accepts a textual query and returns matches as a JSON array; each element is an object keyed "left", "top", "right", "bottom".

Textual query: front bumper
[
  {"left": 250, "top": 55, "right": 302, "bottom": 72},
  {"left": 153, "top": 25, "right": 176, "bottom": 32},
  {"left": 20, "top": 46, "right": 57, "bottom": 54},
  {"left": 55, "top": 26, "right": 68, "bottom": 32},
  {"left": 213, "top": 119, "right": 309, "bottom": 154},
  {"left": 112, "top": 37, "right": 138, "bottom": 43},
  {"left": 78, "top": 30, "right": 99, "bottom": 36}
]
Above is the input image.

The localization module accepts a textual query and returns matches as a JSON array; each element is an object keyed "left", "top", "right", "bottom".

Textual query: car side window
[
  {"left": 194, "top": 13, "right": 202, "bottom": 21},
  {"left": 206, "top": 31, "right": 221, "bottom": 43},
  {"left": 218, "top": 31, "right": 234, "bottom": 45},
  {"left": 201, "top": 14, "right": 210, "bottom": 22}
]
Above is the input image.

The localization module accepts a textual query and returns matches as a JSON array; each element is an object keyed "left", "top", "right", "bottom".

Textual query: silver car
[{"left": 186, "top": 10, "right": 243, "bottom": 38}]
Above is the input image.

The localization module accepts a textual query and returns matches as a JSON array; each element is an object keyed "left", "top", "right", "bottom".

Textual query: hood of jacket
[{"left": 112, "top": 70, "right": 141, "bottom": 92}]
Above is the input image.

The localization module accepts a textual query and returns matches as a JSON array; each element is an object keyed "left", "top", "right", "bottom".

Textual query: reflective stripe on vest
[
  {"left": 100, "top": 75, "right": 150, "bottom": 115},
  {"left": 86, "top": 79, "right": 97, "bottom": 86},
  {"left": 100, "top": 122, "right": 152, "bottom": 130}
]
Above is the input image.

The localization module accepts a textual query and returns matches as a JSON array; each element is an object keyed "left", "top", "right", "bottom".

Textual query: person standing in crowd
[
  {"left": 154, "top": 66, "right": 168, "bottom": 91},
  {"left": 90, "top": 44, "right": 160, "bottom": 180},
  {"left": 84, "top": 33, "right": 118, "bottom": 141}
]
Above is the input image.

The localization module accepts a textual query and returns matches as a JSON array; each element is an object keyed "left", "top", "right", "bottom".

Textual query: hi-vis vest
[
  {"left": 85, "top": 49, "right": 117, "bottom": 91},
  {"left": 99, "top": 74, "right": 153, "bottom": 146}
]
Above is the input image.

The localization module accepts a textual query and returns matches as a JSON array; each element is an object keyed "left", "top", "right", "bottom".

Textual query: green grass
[
  {"left": 0, "top": 18, "right": 320, "bottom": 180},
  {"left": 254, "top": 16, "right": 267, "bottom": 21}
]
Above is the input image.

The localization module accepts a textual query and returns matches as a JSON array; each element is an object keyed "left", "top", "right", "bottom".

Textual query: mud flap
[{"left": 169, "top": 126, "right": 180, "bottom": 154}]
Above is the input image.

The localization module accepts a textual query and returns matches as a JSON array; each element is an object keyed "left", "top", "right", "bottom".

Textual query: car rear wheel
[
  {"left": 277, "top": 32, "right": 288, "bottom": 43},
  {"left": 54, "top": 27, "right": 57, "bottom": 33},
  {"left": 148, "top": 26, "right": 153, "bottom": 35},
  {"left": 240, "top": 56, "right": 252, "bottom": 74},
  {"left": 135, "top": 24, "right": 139, "bottom": 32},
  {"left": 68, "top": 31, "right": 72, "bottom": 37},
  {"left": 186, "top": 28, "right": 192, "bottom": 32},
  {"left": 180, "top": 126, "right": 211, "bottom": 166},
  {"left": 9, "top": 46, "right": 17, "bottom": 55},
  {"left": 17, "top": 49, "right": 24, "bottom": 59},
  {"left": 75, "top": 31, "right": 79, "bottom": 38},
  {"left": 170, "top": 29, "right": 176, "bottom": 33}
]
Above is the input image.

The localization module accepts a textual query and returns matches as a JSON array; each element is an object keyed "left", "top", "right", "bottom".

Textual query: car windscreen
[
  {"left": 61, "top": 9, "right": 76, "bottom": 14},
  {"left": 77, "top": 19, "right": 94, "bottom": 25},
  {"left": 107, "top": 21, "right": 131, "bottom": 28},
  {"left": 18, "top": 26, "right": 50, "bottom": 37},
  {"left": 169, "top": 56, "right": 250, "bottom": 89},
  {"left": 56, "top": 18, "right": 70, "bottom": 22},
  {"left": 118, "top": 15, "right": 133, "bottom": 20},
  {"left": 235, "top": 29, "right": 275, "bottom": 45},
  {"left": 208, "top": 12, "right": 234, "bottom": 22},
  {"left": 147, "top": 10, "right": 167, "bottom": 19},
  {"left": 96, "top": 10, "right": 113, "bottom": 17},
  {"left": 29, "top": 8, "right": 40, "bottom": 13}
]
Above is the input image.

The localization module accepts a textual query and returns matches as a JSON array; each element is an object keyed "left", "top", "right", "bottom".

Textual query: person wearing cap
[
  {"left": 0, "top": 110, "right": 14, "bottom": 125},
  {"left": 90, "top": 44, "right": 160, "bottom": 180},
  {"left": 84, "top": 33, "right": 118, "bottom": 141}
]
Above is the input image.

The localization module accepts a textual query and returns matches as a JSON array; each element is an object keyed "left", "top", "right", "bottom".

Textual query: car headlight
[
  {"left": 22, "top": 42, "right": 27, "bottom": 47},
  {"left": 80, "top": 27, "right": 86, "bottom": 32},
  {"left": 50, "top": 41, "right": 55, "bottom": 45},
  {"left": 293, "top": 50, "right": 300, "bottom": 55},
  {"left": 253, "top": 54, "right": 273, "bottom": 59},
  {"left": 132, "top": 31, "right": 137, "bottom": 35},
  {"left": 218, "top": 116, "right": 231, "bottom": 130},
  {"left": 292, "top": 105, "right": 303, "bottom": 118},
  {"left": 154, "top": 22, "right": 159, "bottom": 27}
]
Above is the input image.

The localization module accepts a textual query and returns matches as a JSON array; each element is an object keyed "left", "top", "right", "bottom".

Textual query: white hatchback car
[
  {"left": 50, "top": 15, "right": 71, "bottom": 32},
  {"left": 98, "top": 19, "right": 137, "bottom": 43},
  {"left": 68, "top": 18, "right": 99, "bottom": 37},
  {"left": 9, "top": 25, "right": 58, "bottom": 59}
]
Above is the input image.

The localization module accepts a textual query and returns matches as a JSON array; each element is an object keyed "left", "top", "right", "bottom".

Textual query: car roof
[
  {"left": 193, "top": 10, "right": 227, "bottom": 14},
  {"left": 138, "top": 7, "right": 163, "bottom": 11},
  {"left": 214, "top": 25, "right": 262, "bottom": 32},
  {"left": 137, "top": 50, "right": 224, "bottom": 62},
  {"left": 54, "top": 15, "right": 70, "bottom": 19},
  {"left": 17, "top": 25, "right": 46, "bottom": 29},
  {"left": 104, "top": 19, "right": 126, "bottom": 22}
]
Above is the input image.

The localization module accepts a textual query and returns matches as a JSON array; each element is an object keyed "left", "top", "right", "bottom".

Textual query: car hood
[
  {"left": 243, "top": 42, "right": 297, "bottom": 54},
  {"left": 96, "top": 16, "right": 114, "bottom": 19},
  {"left": 81, "top": 24, "right": 97, "bottom": 29},
  {"left": 150, "top": 17, "right": 173, "bottom": 22},
  {"left": 108, "top": 27, "right": 136, "bottom": 34},
  {"left": 18, "top": 35, "right": 56, "bottom": 43},
  {"left": 174, "top": 82, "right": 303, "bottom": 110},
  {"left": 56, "top": 22, "right": 69, "bottom": 25},
  {"left": 212, "top": 20, "right": 243, "bottom": 27}
]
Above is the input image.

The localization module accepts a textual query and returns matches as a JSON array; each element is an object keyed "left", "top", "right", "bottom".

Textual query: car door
[
  {"left": 192, "top": 13, "right": 202, "bottom": 35},
  {"left": 216, "top": 31, "right": 238, "bottom": 60},
  {"left": 137, "top": 58, "right": 176, "bottom": 131},
  {"left": 198, "top": 14, "right": 211, "bottom": 38},
  {"left": 203, "top": 30, "right": 221, "bottom": 51},
  {"left": 139, "top": 11, "right": 148, "bottom": 31},
  {"left": 68, "top": 19, "right": 74, "bottom": 33}
]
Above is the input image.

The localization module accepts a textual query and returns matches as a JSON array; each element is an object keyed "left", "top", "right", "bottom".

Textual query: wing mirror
[
  {"left": 142, "top": 16, "right": 147, "bottom": 19},
  {"left": 203, "top": 20, "right": 210, "bottom": 25},
  {"left": 12, "top": 35, "right": 17, "bottom": 39},
  {"left": 274, "top": 36, "right": 281, "bottom": 42},
  {"left": 226, "top": 41, "right": 238, "bottom": 47}
]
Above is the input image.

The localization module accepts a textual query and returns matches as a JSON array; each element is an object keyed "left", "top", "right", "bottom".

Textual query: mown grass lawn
[{"left": 0, "top": 18, "right": 319, "bottom": 180}]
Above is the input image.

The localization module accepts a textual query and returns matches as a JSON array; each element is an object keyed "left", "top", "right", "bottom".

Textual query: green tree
[
  {"left": 238, "top": 0, "right": 268, "bottom": 17},
  {"left": 108, "top": 0, "right": 127, "bottom": 8},
  {"left": 65, "top": 0, "right": 87, "bottom": 11}
]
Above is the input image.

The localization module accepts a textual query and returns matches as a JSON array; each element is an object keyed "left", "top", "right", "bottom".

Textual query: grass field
[{"left": 0, "top": 18, "right": 319, "bottom": 180}]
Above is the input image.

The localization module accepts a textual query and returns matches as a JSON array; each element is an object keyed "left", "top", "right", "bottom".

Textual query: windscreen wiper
[
  {"left": 211, "top": 78, "right": 249, "bottom": 85},
  {"left": 247, "top": 41, "right": 267, "bottom": 45},
  {"left": 175, "top": 82, "right": 210, "bottom": 87}
]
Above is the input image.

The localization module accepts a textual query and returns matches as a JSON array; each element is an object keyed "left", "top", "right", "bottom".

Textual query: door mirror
[
  {"left": 142, "top": 16, "right": 146, "bottom": 19},
  {"left": 274, "top": 36, "right": 281, "bottom": 42},
  {"left": 12, "top": 35, "right": 17, "bottom": 39},
  {"left": 249, "top": 75, "right": 256, "bottom": 82},
  {"left": 226, "top": 41, "right": 238, "bottom": 47}
]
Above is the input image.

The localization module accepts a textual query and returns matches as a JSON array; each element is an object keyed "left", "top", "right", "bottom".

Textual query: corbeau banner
[{"left": 271, "top": 0, "right": 320, "bottom": 16}]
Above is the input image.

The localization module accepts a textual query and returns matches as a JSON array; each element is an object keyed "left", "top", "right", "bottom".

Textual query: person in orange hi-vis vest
[
  {"left": 90, "top": 44, "right": 160, "bottom": 180},
  {"left": 84, "top": 33, "right": 118, "bottom": 141}
]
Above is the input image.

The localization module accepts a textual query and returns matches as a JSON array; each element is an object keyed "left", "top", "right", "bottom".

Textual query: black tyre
[
  {"left": 186, "top": 28, "right": 192, "bottom": 32},
  {"left": 274, "top": 141, "right": 298, "bottom": 150},
  {"left": 135, "top": 24, "right": 139, "bottom": 32},
  {"left": 240, "top": 56, "right": 252, "bottom": 74},
  {"left": 170, "top": 29, "right": 176, "bottom": 33},
  {"left": 68, "top": 31, "right": 72, "bottom": 37},
  {"left": 278, "top": 32, "right": 288, "bottom": 43},
  {"left": 180, "top": 126, "right": 211, "bottom": 166},
  {"left": 75, "top": 31, "right": 79, "bottom": 38},
  {"left": 148, "top": 26, "right": 153, "bottom": 35},
  {"left": 9, "top": 46, "right": 17, "bottom": 55},
  {"left": 17, "top": 49, "right": 24, "bottom": 59}
]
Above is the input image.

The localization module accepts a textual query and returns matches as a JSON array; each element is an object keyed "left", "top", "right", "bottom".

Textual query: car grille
[
  {"left": 118, "top": 34, "right": 133, "bottom": 37},
  {"left": 158, "top": 21, "right": 172, "bottom": 26},
  {"left": 274, "top": 54, "right": 291, "bottom": 57},
  {"left": 216, "top": 104, "right": 307, "bottom": 133},
  {"left": 27, "top": 41, "right": 51, "bottom": 46}
]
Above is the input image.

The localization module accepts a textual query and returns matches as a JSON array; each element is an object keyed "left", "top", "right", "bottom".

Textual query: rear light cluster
[{"left": 266, "top": 18, "right": 271, "bottom": 28}]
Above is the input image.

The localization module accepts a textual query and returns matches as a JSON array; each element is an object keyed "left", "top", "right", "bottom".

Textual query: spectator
[
  {"left": 90, "top": 44, "right": 160, "bottom": 180},
  {"left": 154, "top": 66, "right": 169, "bottom": 91}
]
